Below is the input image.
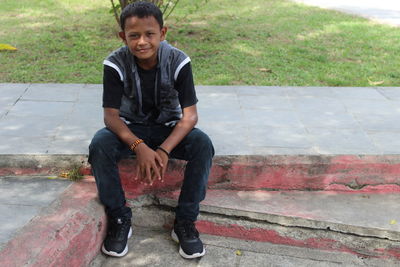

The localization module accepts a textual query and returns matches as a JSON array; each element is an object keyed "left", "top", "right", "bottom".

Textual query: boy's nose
[{"left": 138, "top": 36, "right": 147, "bottom": 45}]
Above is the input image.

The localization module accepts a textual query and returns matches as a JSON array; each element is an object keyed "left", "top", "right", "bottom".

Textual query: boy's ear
[
  {"left": 160, "top": 26, "right": 167, "bottom": 41},
  {"left": 119, "top": 31, "right": 127, "bottom": 44}
]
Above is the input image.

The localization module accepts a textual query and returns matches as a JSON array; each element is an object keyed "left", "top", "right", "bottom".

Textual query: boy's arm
[
  {"left": 104, "top": 108, "right": 163, "bottom": 184},
  {"left": 155, "top": 62, "right": 198, "bottom": 177},
  {"left": 155, "top": 104, "right": 198, "bottom": 178},
  {"left": 158, "top": 104, "right": 198, "bottom": 153}
]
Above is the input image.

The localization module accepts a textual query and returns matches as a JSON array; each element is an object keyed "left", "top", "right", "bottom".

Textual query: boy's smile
[{"left": 119, "top": 16, "right": 167, "bottom": 70}]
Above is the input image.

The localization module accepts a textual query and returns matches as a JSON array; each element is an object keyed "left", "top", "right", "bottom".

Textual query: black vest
[{"left": 103, "top": 41, "right": 190, "bottom": 126}]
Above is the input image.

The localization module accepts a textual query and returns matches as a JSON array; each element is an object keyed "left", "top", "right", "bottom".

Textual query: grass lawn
[{"left": 1, "top": 0, "right": 399, "bottom": 86}]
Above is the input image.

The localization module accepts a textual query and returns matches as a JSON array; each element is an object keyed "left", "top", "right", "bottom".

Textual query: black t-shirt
[{"left": 103, "top": 62, "right": 197, "bottom": 124}]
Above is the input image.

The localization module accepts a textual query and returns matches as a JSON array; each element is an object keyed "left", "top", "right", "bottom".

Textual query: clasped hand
[{"left": 134, "top": 144, "right": 169, "bottom": 185}]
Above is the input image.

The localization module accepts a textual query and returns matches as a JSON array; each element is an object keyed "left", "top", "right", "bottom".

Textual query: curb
[
  {"left": 128, "top": 200, "right": 400, "bottom": 260},
  {"left": 119, "top": 155, "right": 400, "bottom": 196},
  {"left": 0, "top": 177, "right": 106, "bottom": 267},
  {"left": 2, "top": 154, "right": 400, "bottom": 193}
]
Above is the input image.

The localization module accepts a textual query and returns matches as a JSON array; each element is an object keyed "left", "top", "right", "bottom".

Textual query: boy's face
[{"left": 119, "top": 16, "right": 166, "bottom": 69}]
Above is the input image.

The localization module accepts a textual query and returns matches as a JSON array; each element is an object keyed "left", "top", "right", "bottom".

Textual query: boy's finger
[
  {"left": 151, "top": 163, "right": 162, "bottom": 181},
  {"left": 135, "top": 167, "right": 140, "bottom": 180},
  {"left": 145, "top": 166, "right": 152, "bottom": 185},
  {"left": 155, "top": 153, "right": 164, "bottom": 167}
]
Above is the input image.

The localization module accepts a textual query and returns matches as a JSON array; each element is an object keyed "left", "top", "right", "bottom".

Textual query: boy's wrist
[
  {"left": 156, "top": 146, "right": 170, "bottom": 158},
  {"left": 130, "top": 139, "right": 144, "bottom": 151}
]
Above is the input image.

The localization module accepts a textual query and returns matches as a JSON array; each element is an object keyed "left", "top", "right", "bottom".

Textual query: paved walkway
[
  {"left": 1, "top": 83, "right": 400, "bottom": 156},
  {"left": 293, "top": 0, "right": 400, "bottom": 27},
  {"left": 0, "top": 176, "right": 71, "bottom": 250},
  {"left": 91, "top": 226, "right": 397, "bottom": 267},
  {"left": 2, "top": 84, "right": 400, "bottom": 266}
]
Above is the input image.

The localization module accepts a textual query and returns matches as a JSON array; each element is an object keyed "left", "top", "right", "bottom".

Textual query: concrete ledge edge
[{"left": 0, "top": 177, "right": 106, "bottom": 267}]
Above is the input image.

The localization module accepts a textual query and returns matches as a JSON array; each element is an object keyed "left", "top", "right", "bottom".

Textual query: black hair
[{"left": 120, "top": 1, "right": 164, "bottom": 31}]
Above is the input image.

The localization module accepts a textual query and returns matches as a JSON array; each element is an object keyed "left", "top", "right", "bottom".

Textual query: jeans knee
[
  {"left": 88, "top": 128, "right": 119, "bottom": 163},
  {"left": 192, "top": 130, "right": 215, "bottom": 158}
]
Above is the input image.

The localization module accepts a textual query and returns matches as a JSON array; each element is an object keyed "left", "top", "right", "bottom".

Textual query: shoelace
[
  {"left": 178, "top": 221, "right": 198, "bottom": 239},
  {"left": 110, "top": 218, "right": 130, "bottom": 239}
]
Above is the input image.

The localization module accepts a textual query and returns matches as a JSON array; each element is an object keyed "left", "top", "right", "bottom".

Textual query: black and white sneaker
[
  {"left": 102, "top": 217, "right": 132, "bottom": 257},
  {"left": 171, "top": 219, "right": 205, "bottom": 259}
]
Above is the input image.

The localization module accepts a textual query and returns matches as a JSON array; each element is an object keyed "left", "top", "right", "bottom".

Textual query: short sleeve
[
  {"left": 175, "top": 63, "right": 198, "bottom": 109},
  {"left": 102, "top": 65, "right": 124, "bottom": 109}
]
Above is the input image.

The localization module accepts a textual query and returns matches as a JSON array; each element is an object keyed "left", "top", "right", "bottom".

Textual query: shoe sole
[
  {"left": 171, "top": 229, "right": 206, "bottom": 259},
  {"left": 102, "top": 227, "right": 133, "bottom": 257}
]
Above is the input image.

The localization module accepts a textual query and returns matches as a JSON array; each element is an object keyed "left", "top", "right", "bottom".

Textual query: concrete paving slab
[
  {"left": 158, "top": 190, "right": 400, "bottom": 240},
  {"left": 247, "top": 126, "right": 311, "bottom": 148},
  {"left": 1, "top": 84, "right": 400, "bottom": 155},
  {"left": 0, "top": 205, "right": 42, "bottom": 249},
  {"left": 78, "top": 86, "right": 102, "bottom": 103},
  {"left": 22, "top": 83, "right": 81, "bottom": 102},
  {"left": 6, "top": 100, "right": 75, "bottom": 118},
  {"left": 307, "top": 128, "right": 380, "bottom": 154},
  {"left": 47, "top": 137, "right": 92, "bottom": 154},
  {"left": 367, "top": 131, "right": 400, "bottom": 154},
  {"left": 250, "top": 146, "right": 317, "bottom": 155},
  {"left": 197, "top": 106, "right": 243, "bottom": 124},
  {"left": 0, "top": 136, "right": 51, "bottom": 154},
  {"left": 243, "top": 109, "right": 303, "bottom": 128},
  {"left": 68, "top": 102, "right": 104, "bottom": 125},
  {"left": 0, "top": 115, "right": 63, "bottom": 138},
  {"left": 0, "top": 176, "right": 71, "bottom": 205},
  {"left": 0, "top": 84, "right": 28, "bottom": 103},
  {"left": 92, "top": 227, "right": 398, "bottom": 267},
  {"left": 377, "top": 87, "right": 400, "bottom": 100},
  {"left": 354, "top": 113, "right": 400, "bottom": 131},
  {"left": 0, "top": 176, "right": 71, "bottom": 249},
  {"left": 197, "top": 93, "right": 240, "bottom": 110},
  {"left": 195, "top": 85, "right": 238, "bottom": 94},
  {"left": 289, "top": 96, "right": 347, "bottom": 112},
  {"left": 331, "top": 87, "right": 387, "bottom": 100},
  {"left": 341, "top": 98, "right": 400, "bottom": 115},
  {"left": 286, "top": 87, "right": 337, "bottom": 98},
  {"left": 238, "top": 95, "right": 292, "bottom": 110},
  {"left": 297, "top": 110, "right": 359, "bottom": 129},
  {"left": 196, "top": 122, "right": 252, "bottom": 155},
  {"left": 236, "top": 86, "right": 289, "bottom": 97},
  {"left": 238, "top": 250, "right": 341, "bottom": 267}
]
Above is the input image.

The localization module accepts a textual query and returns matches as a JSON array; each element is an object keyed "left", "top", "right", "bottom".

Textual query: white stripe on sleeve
[
  {"left": 174, "top": 57, "right": 191, "bottom": 81},
  {"left": 103, "top": 60, "right": 124, "bottom": 81}
]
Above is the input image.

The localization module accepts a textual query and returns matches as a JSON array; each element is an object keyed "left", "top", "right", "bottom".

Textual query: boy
[{"left": 88, "top": 1, "right": 214, "bottom": 260}]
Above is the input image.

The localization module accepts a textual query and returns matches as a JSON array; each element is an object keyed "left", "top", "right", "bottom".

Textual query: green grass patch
[{"left": 1, "top": 0, "right": 399, "bottom": 86}]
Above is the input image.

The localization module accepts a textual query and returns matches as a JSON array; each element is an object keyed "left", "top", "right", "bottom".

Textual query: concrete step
[
  {"left": 0, "top": 176, "right": 106, "bottom": 267},
  {"left": 128, "top": 189, "right": 400, "bottom": 260},
  {"left": 91, "top": 226, "right": 399, "bottom": 267},
  {"left": 3, "top": 155, "right": 400, "bottom": 197}
]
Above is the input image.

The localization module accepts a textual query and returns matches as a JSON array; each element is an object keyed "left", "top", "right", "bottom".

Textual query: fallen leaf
[
  {"left": 235, "top": 250, "right": 242, "bottom": 256},
  {"left": 367, "top": 78, "right": 384, "bottom": 86},
  {"left": 59, "top": 172, "right": 69, "bottom": 178},
  {"left": 0, "top": 43, "right": 17, "bottom": 51},
  {"left": 259, "top": 68, "right": 272, "bottom": 73},
  {"left": 390, "top": 219, "right": 397, "bottom": 225}
]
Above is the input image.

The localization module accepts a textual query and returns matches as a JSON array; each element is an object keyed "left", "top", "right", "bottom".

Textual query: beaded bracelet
[
  {"left": 130, "top": 139, "right": 144, "bottom": 151},
  {"left": 157, "top": 146, "right": 170, "bottom": 158}
]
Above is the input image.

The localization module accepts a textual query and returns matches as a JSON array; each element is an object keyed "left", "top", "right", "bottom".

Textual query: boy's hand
[
  {"left": 134, "top": 144, "right": 163, "bottom": 185},
  {"left": 155, "top": 148, "right": 169, "bottom": 182}
]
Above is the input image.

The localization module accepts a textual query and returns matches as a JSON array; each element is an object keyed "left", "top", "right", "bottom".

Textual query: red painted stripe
[
  {"left": 195, "top": 220, "right": 398, "bottom": 259},
  {"left": 0, "top": 178, "right": 106, "bottom": 267}
]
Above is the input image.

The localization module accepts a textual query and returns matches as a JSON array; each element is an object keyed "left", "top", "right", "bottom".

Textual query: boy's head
[
  {"left": 120, "top": 1, "right": 163, "bottom": 31},
  {"left": 119, "top": 1, "right": 167, "bottom": 69}
]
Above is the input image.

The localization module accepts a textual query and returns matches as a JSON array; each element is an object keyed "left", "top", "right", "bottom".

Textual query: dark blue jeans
[{"left": 88, "top": 124, "right": 214, "bottom": 222}]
